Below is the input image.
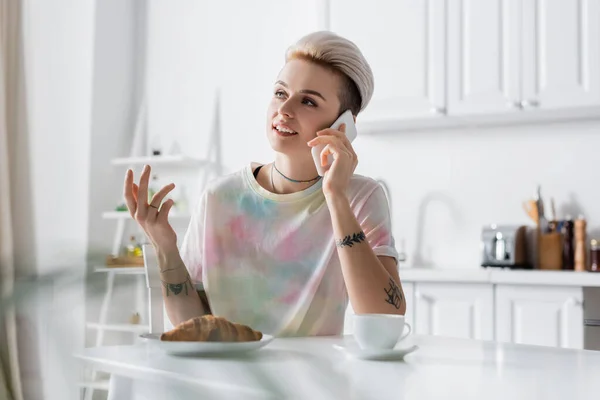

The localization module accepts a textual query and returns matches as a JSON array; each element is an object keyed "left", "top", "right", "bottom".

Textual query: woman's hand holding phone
[
  {"left": 307, "top": 110, "right": 359, "bottom": 199},
  {"left": 123, "top": 165, "right": 178, "bottom": 254}
]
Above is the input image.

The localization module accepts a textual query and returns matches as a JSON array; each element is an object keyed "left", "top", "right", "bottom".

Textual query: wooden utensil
[{"left": 523, "top": 200, "right": 539, "bottom": 224}]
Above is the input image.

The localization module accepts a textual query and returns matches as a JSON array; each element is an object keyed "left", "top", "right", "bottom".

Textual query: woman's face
[{"left": 266, "top": 58, "right": 342, "bottom": 156}]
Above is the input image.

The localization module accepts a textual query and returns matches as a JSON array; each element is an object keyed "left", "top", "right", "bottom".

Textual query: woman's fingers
[
  {"left": 147, "top": 183, "right": 176, "bottom": 221},
  {"left": 310, "top": 134, "right": 356, "bottom": 164},
  {"left": 320, "top": 143, "right": 350, "bottom": 166},
  {"left": 157, "top": 199, "right": 175, "bottom": 223},
  {"left": 136, "top": 165, "right": 151, "bottom": 220},
  {"left": 132, "top": 183, "right": 139, "bottom": 202},
  {"left": 321, "top": 144, "right": 333, "bottom": 166},
  {"left": 123, "top": 169, "right": 137, "bottom": 218},
  {"left": 317, "top": 124, "right": 358, "bottom": 159}
]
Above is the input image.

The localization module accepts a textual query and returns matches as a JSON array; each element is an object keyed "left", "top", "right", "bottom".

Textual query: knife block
[{"left": 537, "top": 229, "right": 563, "bottom": 270}]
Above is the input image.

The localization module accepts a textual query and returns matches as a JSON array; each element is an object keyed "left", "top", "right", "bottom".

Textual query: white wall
[
  {"left": 146, "top": 0, "right": 324, "bottom": 173},
  {"left": 19, "top": 0, "right": 96, "bottom": 399},
  {"left": 355, "top": 121, "right": 600, "bottom": 268},
  {"left": 144, "top": 2, "right": 600, "bottom": 271},
  {"left": 88, "top": 0, "right": 142, "bottom": 262}
]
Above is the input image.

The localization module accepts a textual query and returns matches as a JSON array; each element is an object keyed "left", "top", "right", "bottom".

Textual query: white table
[{"left": 76, "top": 334, "right": 600, "bottom": 400}]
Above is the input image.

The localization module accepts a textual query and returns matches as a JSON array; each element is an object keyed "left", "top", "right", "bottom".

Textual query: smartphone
[{"left": 311, "top": 109, "right": 358, "bottom": 176}]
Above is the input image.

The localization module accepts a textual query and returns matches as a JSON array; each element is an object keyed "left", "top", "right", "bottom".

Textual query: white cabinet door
[
  {"left": 329, "top": 0, "right": 446, "bottom": 121},
  {"left": 495, "top": 285, "right": 584, "bottom": 349},
  {"left": 447, "top": 0, "right": 521, "bottom": 115},
  {"left": 521, "top": 0, "right": 600, "bottom": 110},
  {"left": 414, "top": 283, "right": 494, "bottom": 340}
]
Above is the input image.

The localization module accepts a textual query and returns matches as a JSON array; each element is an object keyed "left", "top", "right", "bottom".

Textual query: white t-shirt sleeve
[
  {"left": 355, "top": 184, "right": 399, "bottom": 261},
  {"left": 179, "top": 190, "right": 207, "bottom": 285}
]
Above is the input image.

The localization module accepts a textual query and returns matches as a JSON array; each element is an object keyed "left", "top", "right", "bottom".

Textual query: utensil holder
[{"left": 538, "top": 230, "right": 563, "bottom": 270}]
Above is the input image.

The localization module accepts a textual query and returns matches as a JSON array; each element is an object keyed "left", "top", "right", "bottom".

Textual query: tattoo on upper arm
[
  {"left": 161, "top": 276, "right": 193, "bottom": 297},
  {"left": 336, "top": 231, "right": 366, "bottom": 248},
  {"left": 384, "top": 278, "right": 403, "bottom": 309}
]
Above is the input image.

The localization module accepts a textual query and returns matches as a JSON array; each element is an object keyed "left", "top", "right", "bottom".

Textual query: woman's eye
[
  {"left": 302, "top": 98, "right": 317, "bottom": 107},
  {"left": 274, "top": 90, "right": 286, "bottom": 98}
]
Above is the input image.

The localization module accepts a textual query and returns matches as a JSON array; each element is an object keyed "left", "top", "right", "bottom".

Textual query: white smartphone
[{"left": 311, "top": 109, "right": 358, "bottom": 176}]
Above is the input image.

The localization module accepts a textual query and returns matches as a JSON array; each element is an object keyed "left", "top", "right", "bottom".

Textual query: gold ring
[{"left": 149, "top": 204, "right": 159, "bottom": 209}]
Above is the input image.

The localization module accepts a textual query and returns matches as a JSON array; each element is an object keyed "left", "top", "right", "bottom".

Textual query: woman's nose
[{"left": 278, "top": 99, "right": 295, "bottom": 119}]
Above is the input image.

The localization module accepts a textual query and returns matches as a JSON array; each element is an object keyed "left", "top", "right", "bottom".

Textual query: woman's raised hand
[{"left": 123, "top": 165, "right": 178, "bottom": 252}]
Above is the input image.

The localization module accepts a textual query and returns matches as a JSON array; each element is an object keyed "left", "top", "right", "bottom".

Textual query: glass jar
[{"left": 590, "top": 239, "right": 600, "bottom": 272}]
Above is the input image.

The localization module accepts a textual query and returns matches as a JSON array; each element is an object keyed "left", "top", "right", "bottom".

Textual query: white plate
[
  {"left": 333, "top": 343, "right": 418, "bottom": 361},
  {"left": 139, "top": 333, "right": 274, "bottom": 356}
]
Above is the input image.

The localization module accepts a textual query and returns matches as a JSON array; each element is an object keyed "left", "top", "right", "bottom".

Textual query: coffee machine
[{"left": 481, "top": 224, "right": 530, "bottom": 268}]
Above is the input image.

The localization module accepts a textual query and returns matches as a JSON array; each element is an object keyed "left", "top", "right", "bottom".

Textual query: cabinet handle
[
  {"left": 566, "top": 297, "right": 583, "bottom": 307},
  {"left": 521, "top": 100, "right": 540, "bottom": 108},
  {"left": 430, "top": 107, "right": 447, "bottom": 115}
]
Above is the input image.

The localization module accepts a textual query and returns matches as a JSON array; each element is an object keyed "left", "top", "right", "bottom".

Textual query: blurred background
[{"left": 1, "top": 0, "right": 599, "bottom": 399}]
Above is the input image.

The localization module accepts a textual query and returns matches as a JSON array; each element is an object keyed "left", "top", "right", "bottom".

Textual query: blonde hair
[{"left": 285, "top": 31, "right": 374, "bottom": 115}]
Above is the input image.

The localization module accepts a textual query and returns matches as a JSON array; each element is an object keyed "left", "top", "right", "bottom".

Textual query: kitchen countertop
[
  {"left": 77, "top": 334, "right": 600, "bottom": 399},
  {"left": 398, "top": 267, "right": 600, "bottom": 287}
]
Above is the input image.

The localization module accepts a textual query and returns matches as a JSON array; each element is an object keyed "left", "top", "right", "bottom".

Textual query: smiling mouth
[{"left": 273, "top": 125, "right": 298, "bottom": 137}]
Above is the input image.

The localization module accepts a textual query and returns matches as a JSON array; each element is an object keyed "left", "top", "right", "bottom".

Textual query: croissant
[{"left": 160, "top": 315, "right": 263, "bottom": 342}]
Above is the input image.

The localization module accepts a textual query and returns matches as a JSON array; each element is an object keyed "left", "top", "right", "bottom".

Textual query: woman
[{"left": 123, "top": 31, "right": 406, "bottom": 337}]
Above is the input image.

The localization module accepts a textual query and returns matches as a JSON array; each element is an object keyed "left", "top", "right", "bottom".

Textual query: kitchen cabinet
[
  {"left": 495, "top": 284, "right": 584, "bottom": 349},
  {"left": 447, "top": 0, "right": 600, "bottom": 115},
  {"left": 446, "top": 0, "right": 521, "bottom": 115},
  {"left": 330, "top": 0, "right": 600, "bottom": 128},
  {"left": 329, "top": 0, "right": 446, "bottom": 121},
  {"left": 521, "top": 0, "right": 600, "bottom": 110},
  {"left": 414, "top": 283, "right": 494, "bottom": 340},
  {"left": 400, "top": 269, "right": 600, "bottom": 349}
]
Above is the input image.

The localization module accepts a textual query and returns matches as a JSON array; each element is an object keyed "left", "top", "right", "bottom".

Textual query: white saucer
[
  {"left": 139, "top": 333, "right": 274, "bottom": 356},
  {"left": 333, "top": 343, "right": 418, "bottom": 361}
]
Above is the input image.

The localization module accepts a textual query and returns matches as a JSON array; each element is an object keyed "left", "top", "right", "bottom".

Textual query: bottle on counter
[
  {"left": 561, "top": 216, "right": 575, "bottom": 270},
  {"left": 126, "top": 235, "right": 143, "bottom": 258},
  {"left": 590, "top": 239, "right": 600, "bottom": 272},
  {"left": 574, "top": 216, "right": 587, "bottom": 272},
  {"left": 129, "top": 312, "right": 141, "bottom": 325}
]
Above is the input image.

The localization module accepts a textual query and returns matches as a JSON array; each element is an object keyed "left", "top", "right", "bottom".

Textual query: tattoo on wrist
[
  {"left": 161, "top": 276, "right": 193, "bottom": 296},
  {"left": 336, "top": 231, "right": 366, "bottom": 248},
  {"left": 384, "top": 278, "right": 403, "bottom": 309}
]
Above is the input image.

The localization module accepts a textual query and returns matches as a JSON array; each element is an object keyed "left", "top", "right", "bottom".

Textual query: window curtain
[{"left": 0, "top": 0, "right": 25, "bottom": 399}]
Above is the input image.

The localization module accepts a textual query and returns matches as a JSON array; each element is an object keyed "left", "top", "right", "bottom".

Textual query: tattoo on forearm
[
  {"left": 336, "top": 231, "right": 366, "bottom": 248},
  {"left": 161, "top": 276, "right": 193, "bottom": 297},
  {"left": 384, "top": 278, "right": 403, "bottom": 309}
]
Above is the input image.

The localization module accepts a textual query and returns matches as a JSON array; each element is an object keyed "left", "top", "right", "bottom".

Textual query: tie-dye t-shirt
[{"left": 179, "top": 164, "right": 398, "bottom": 337}]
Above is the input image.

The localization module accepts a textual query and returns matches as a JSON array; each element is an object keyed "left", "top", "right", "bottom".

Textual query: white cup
[{"left": 353, "top": 314, "right": 412, "bottom": 350}]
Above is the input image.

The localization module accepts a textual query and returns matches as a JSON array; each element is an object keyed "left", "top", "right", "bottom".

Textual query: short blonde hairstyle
[{"left": 285, "top": 31, "right": 374, "bottom": 115}]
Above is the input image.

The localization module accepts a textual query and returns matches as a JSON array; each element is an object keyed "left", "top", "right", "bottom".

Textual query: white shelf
[
  {"left": 86, "top": 322, "right": 148, "bottom": 333},
  {"left": 102, "top": 211, "right": 191, "bottom": 219},
  {"left": 93, "top": 266, "right": 145, "bottom": 275},
  {"left": 111, "top": 154, "right": 207, "bottom": 167},
  {"left": 78, "top": 380, "right": 110, "bottom": 391}
]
